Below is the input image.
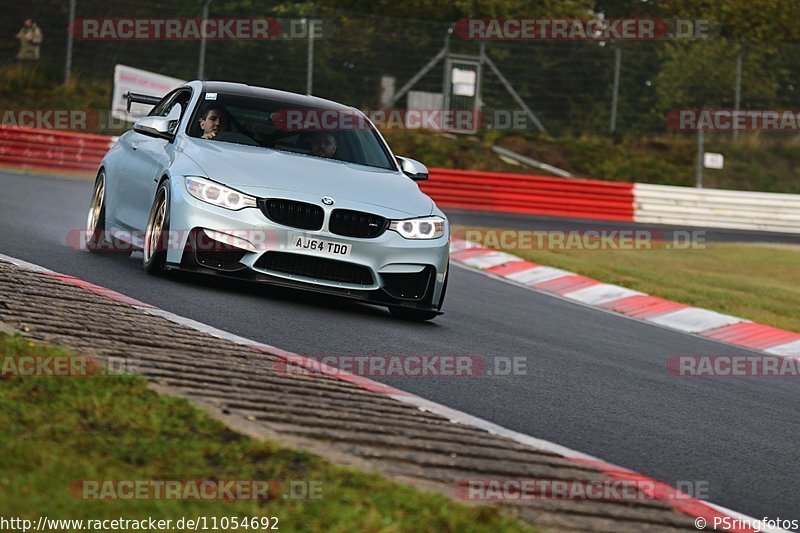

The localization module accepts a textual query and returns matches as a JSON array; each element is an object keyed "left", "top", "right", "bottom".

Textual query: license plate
[{"left": 290, "top": 235, "right": 352, "bottom": 257}]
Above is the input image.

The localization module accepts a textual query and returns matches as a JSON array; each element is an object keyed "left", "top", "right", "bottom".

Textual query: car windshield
[{"left": 189, "top": 93, "right": 396, "bottom": 171}]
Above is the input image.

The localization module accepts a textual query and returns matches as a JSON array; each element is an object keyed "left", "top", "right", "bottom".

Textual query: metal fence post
[
  {"left": 197, "top": 0, "right": 213, "bottom": 80},
  {"left": 306, "top": 18, "right": 315, "bottom": 95},
  {"left": 610, "top": 45, "right": 621, "bottom": 133},
  {"left": 64, "top": 0, "right": 76, "bottom": 84},
  {"left": 696, "top": 129, "right": 704, "bottom": 188},
  {"left": 733, "top": 42, "right": 742, "bottom": 143},
  {"left": 477, "top": 41, "right": 485, "bottom": 112}
]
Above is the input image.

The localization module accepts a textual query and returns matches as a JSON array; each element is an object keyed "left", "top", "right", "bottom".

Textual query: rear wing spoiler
[{"left": 126, "top": 92, "right": 161, "bottom": 112}]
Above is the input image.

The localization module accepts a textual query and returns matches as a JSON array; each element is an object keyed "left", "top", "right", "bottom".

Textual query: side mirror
[
  {"left": 396, "top": 156, "right": 429, "bottom": 181},
  {"left": 133, "top": 116, "right": 175, "bottom": 140}
]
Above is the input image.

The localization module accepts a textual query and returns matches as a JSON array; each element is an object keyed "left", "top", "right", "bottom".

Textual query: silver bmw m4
[{"left": 86, "top": 81, "right": 449, "bottom": 320}]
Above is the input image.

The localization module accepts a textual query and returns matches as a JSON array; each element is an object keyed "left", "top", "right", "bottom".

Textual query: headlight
[
  {"left": 185, "top": 176, "right": 257, "bottom": 211},
  {"left": 389, "top": 216, "right": 445, "bottom": 239}
]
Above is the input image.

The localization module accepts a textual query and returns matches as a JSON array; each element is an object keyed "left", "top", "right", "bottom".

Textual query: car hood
[{"left": 181, "top": 137, "right": 433, "bottom": 217}]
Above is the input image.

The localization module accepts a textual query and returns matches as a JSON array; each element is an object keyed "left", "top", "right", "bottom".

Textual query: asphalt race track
[{"left": 2, "top": 170, "right": 799, "bottom": 521}]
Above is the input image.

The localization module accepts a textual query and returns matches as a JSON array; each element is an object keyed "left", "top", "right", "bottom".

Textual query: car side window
[
  {"left": 148, "top": 89, "right": 191, "bottom": 117},
  {"left": 169, "top": 91, "right": 191, "bottom": 118},
  {"left": 148, "top": 90, "right": 178, "bottom": 118},
  {"left": 163, "top": 90, "right": 191, "bottom": 133},
  {"left": 145, "top": 89, "right": 192, "bottom": 134}
]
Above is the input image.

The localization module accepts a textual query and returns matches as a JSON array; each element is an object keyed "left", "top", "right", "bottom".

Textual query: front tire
[{"left": 143, "top": 180, "right": 171, "bottom": 275}]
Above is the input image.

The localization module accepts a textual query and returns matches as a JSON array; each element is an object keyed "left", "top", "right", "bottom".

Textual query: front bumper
[{"left": 167, "top": 189, "right": 449, "bottom": 311}]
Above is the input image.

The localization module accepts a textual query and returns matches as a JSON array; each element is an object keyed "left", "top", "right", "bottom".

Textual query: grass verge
[
  {"left": 0, "top": 333, "right": 533, "bottom": 532},
  {"left": 457, "top": 228, "right": 800, "bottom": 334}
]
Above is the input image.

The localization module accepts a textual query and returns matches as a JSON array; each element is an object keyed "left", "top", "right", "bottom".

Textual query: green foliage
[
  {"left": 660, "top": 0, "right": 800, "bottom": 40},
  {"left": 0, "top": 64, "right": 109, "bottom": 109},
  {"left": 0, "top": 333, "right": 534, "bottom": 532},
  {"left": 655, "top": 39, "right": 783, "bottom": 109}
]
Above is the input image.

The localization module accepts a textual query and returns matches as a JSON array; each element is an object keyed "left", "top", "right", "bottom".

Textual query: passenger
[
  {"left": 199, "top": 105, "right": 230, "bottom": 140},
  {"left": 308, "top": 132, "right": 337, "bottom": 157}
]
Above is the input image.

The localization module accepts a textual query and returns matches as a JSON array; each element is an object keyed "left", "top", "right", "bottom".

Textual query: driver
[
  {"left": 199, "top": 105, "right": 230, "bottom": 140},
  {"left": 308, "top": 132, "right": 337, "bottom": 157}
]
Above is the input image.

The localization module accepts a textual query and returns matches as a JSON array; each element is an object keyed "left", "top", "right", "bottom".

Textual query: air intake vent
[
  {"left": 255, "top": 252, "right": 373, "bottom": 286},
  {"left": 381, "top": 267, "right": 435, "bottom": 300},
  {"left": 259, "top": 198, "right": 324, "bottom": 230},
  {"left": 329, "top": 209, "right": 388, "bottom": 238}
]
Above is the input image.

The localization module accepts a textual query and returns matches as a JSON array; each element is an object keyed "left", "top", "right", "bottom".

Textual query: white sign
[
  {"left": 703, "top": 152, "right": 724, "bottom": 169},
  {"left": 112, "top": 64, "right": 186, "bottom": 123},
  {"left": 380, "top": 76, "right": 396, "bottom": 107},
  {"left": 406, "top": 91, "right": 444, "bottom": 130},
  {"left": 451, "top": 68, "right": 476, "bottom": 97}
]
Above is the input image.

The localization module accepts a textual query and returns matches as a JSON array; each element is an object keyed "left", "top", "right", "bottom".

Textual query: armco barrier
[
  {"left": 0, "top": 126, "right": 113, "bottom": 175},
  {"left": 634, "top": 183, "right": 800, "bottom": 234},
  {"left": 3, "top": 126, "right": 800, "bottom": 234},
  {"left": 424, "top": 168, "right": 636, "bottom": 221}
]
